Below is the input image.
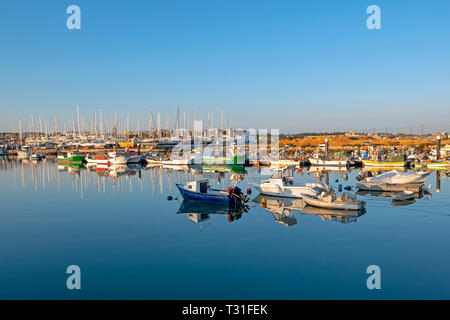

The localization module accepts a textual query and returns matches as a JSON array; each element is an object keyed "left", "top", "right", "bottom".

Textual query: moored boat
[
  {"left": 253, "top": 166, "right": 324, "bottom": 198},
  {"left": 17, "top": 150, "right": 30, "bottom": 159},
  {"left": 31, "top": 153, "right": 45, "bottom": 161},
  {"left": 362, "top": 160, "right": 406, "bottom": 167},
  {"left": 427, "top": 161, "right": 450, "bottom": 168},
  {"left": 176, "top": 179, "right": 248, "bottom": 208},
  {"left": 308, "top": 157, "right": 349, "bottom": 167},
  {"left": 302, "top": 192, "right": 365, "bottom": 211},
  {"left": 57, "top": 152, "right": 84, "bottom": 164},
  {"left": 363, "top": 170, "right": 431, "bottom": 184},
  {"left": 108, "top": 151, "right": 129, "bottom": 164}
]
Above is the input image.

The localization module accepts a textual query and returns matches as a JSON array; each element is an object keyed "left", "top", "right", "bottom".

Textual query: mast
[
  {"left": 76, "top": 105, "right": 80, "bottom": 138},
  {"left": 19, "top": 120, "right": 22, "bottom": 144},
  {"left": 157, "top": 112, "right": 161, "bottom": 138}
]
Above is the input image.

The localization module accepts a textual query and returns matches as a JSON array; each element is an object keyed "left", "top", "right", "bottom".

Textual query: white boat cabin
[{"left": 185, "top": 179, "right": 210, "bottom": 193}]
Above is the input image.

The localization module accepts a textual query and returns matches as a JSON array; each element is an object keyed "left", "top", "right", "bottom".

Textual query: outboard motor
[
  {"left": 356, "top": 171, "right": 372, "bottom": 181},
  {"left": 229, "top": 186, "right": 249, "bottom": 204}
]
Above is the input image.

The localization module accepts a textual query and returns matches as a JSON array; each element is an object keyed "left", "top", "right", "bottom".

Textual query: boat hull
[
  {"left": 57, "top": 155, "right": 84, "bottom": 164},
  {"left": 127, "top": 155, "right": 142, "bottom": 164},
  {"left": 254, "top": 185, "right": 317, "bottom": 198},
  {"left": 176, "top": 184, "right": 233, "bottom": 205},
  {"left": 362, "top": 160, "right": 405, "bottom": 167},
  {"left": 427, "top": 161, "right": 450, "bottom": 168},
  {"left": 366, "top": 171, "right": 431, "bottom": 184},
  {"left": 308, "top": 158, "right": 348, "bottom": 167},
  {"left": 303, "top": 194, "right": 365, "bottom": 211}
]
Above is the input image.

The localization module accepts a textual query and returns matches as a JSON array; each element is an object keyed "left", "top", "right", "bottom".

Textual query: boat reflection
[
  {"left": 177, "top": 200, "right": 249, "bottom": 228},
  {"left": 356, "top": 190, "right": 426, "bottom": 199},
  {"left": 253, "top": 195, "right": 304, "bottom": 226},
  {"left": 254, "top": 194, "right": 365, "bottom": 225},
  {"left": 390, "top": 199, "right": 416, "bottom": 206},
  {"left": 301, "top": 206, "right": 365, "bottom": 223}
]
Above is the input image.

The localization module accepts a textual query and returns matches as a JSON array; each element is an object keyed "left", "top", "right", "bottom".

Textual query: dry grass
[{"left": 280, "top": 135, "right": 449, "bottom": 151}]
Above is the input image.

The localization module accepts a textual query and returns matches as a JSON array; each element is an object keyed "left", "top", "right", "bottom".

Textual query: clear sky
[{"left": 0, "top": 0, "right": 449, "bottom": 133}]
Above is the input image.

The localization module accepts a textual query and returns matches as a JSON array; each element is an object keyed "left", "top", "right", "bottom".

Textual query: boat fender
[
  {"left": 227, "top": 187, "right": 233, "bottom": 194},
  {"left": 167, "top": 196, "right": 173, "bottom": 201},
  {"left": 227, "top": 214, "right": 233, "bottom": 223},
  {"left": 261, "top": 198, "right": 267, "bottom": 208},
  {"left": 344, "top": 186, "right": 352, "bottom": 191},
  {"left": 246, "top": 188, "right": 252, "bottom": 195}
]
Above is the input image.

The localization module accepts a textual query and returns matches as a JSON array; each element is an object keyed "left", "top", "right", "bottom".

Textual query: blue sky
[{"left": 0, "top": 0, "right": 449, "bottom": 133}]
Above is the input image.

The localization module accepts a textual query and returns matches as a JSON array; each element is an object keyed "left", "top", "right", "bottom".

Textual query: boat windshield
[{"left": 271, "top": 167, "right": 295, "bottom": 179}]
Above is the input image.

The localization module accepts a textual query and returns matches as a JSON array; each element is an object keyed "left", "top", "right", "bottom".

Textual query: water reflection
[
  {"left": 1, "top": 155, "right": 447, "bottom": 225},
  {"left": 177, "top": 200, "right": 249, "bottom": 229},
  {"left": 253, "top": 194, "right": 365, "bottom": 225}
]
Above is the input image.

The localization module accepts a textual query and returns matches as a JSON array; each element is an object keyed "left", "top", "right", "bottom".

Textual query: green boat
[
  {"left": 202, "top": 164, "right": 246, "bottom": 173},
  {"left": 427, "top": 161, "right": 450, "bottom": 168},
  {"left": 202, "top": 154, "right": 245, "bottom": 166},
  {"left": 57, "top": 153, "right": 85, "bottom": 164},
  {"left": 58, "top": 162, "right": 84, "bottom": 170}
]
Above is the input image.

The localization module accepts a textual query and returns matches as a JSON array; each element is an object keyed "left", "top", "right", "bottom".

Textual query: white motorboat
[
  {"left": 253, "top": 166, "right": 325, "bottom": 198},
  {"left": 364, "top": 170, "right": 431, "bottom": 184},
  {"left": 302, "top": 192, "right": 365, "bottom": 211},
  {"left": 108, "top": 151, "right": 129, "bottom": 164},
  {"left": 17, "top": 150, "right": 30, "bottom": 159}
]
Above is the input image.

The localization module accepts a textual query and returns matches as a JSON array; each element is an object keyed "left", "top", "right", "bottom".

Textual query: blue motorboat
[{"left": 176, "top": 179, "right": 248, "bottom": 208}]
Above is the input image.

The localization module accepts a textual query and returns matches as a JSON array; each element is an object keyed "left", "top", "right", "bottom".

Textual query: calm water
[{"left": 0, "top": 156, "right": 449, "bottom": 299}]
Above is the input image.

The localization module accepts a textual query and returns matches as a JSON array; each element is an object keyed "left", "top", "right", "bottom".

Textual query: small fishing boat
[
  {"left": 362, "top": 160, "right": 406, "bottom": 168},
  {"left": 253, "top": 166, "right": 323, "bottom": 198},
  {"left": 202, "top": 153, "right": 245, "bottom": 166},
  {"left": 363, "top": 170, "right": 431, "bottom": 184},
  {"left": 176, "top": 179, "right": 248, "bottom": 207},
  {"left": 302, "top": 192, "right": 365, "bottom": 211},
  {"left": 308, "top": 157, "right": 349, "bottom": 167},
  {"left": 57, "top": 152, "right": 84, "bottom": 164}
]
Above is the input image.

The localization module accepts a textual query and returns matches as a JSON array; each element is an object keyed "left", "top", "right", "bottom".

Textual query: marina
[
  {"left": 0, "top": 154, "right": 449, "bottom": 299},
  {"left": 1, "top": 0, "right": 450, "bottom": 304}
]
